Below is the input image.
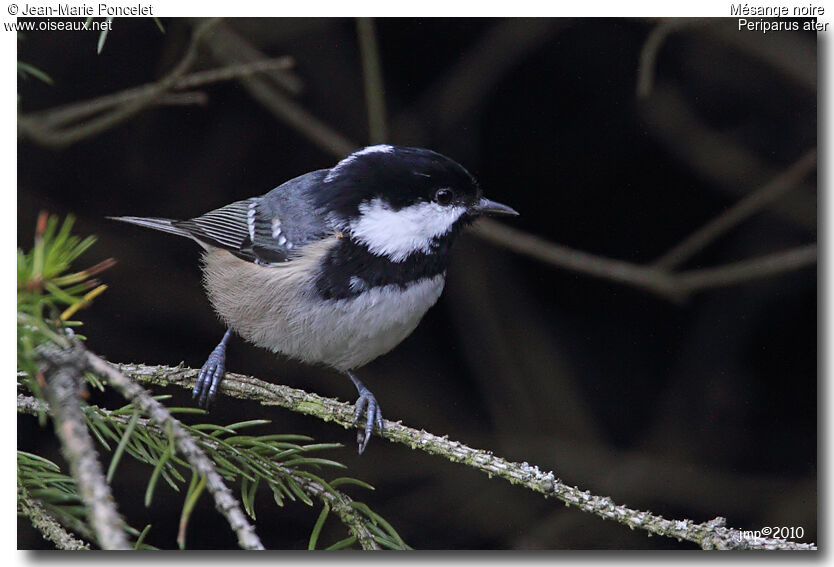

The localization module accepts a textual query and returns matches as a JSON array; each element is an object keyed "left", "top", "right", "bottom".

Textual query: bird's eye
[{"left": 434, "top": 188, "right": 454, "bottom": 206}]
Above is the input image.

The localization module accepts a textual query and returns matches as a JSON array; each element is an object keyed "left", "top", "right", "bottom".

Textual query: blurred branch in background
[
  {"left": 356, "top": 17, "right": 388, "bottom": 144},
  {"left": 636, "top": 22, "right": 815, "bottom": 232},
  {"left": 114, "top": 362, "right": 816, "bottom": 551},
  {"left": 637, "top": 17, "right": 815, "bottom": 97},
  {"left": 652, "top": 150, "right": 817, "bottom": 270},
  {"left": 18, "top": 19, "right": 221, "bottom": 148},
  {"left": 474, "top": 146, "right": 817, "bottom": 295},
  {"left": 636, "top": 18, "right": 706, "bottom": 99},
  {"left": 472, "top": 221, "right": 816, "bottom": 301},
  {"left": 21, "top": 57, "right": 294, "bottom": 131},
  {"left": 393, "top": 18, "right": 563, "bottom": 144},
  {"left": 18, "top": 18, "right": 297, "bottom": 149},
  {"left": 701, "top": 22, "right": 816, "bottom": 92},
  {"left": 203, "top": 21, "right": 355, "bottom": 156},
  {"left": 638, "top": 86, "right": 816, "bottom": 231}
]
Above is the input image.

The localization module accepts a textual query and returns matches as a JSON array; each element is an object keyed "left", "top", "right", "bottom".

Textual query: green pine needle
[
  {"left": 308, "top": 503, "right": 330, "bottom": 550},
  {"left": 106, "top": 408, "right": 140, "bottom": 483}
]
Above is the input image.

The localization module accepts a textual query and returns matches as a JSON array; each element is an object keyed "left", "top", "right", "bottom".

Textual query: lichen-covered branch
[
  {"left": 17, "top": 484, "right": 90, "bottom": 550},
  {"left": 83, "top": 351, "right": 265, "bottom": 551},
  {"left": 116, "top": 362, "right": 816, "bottom": 550},
  {"left": 37, "top": 346, "right": 131, "bottom": 550}
]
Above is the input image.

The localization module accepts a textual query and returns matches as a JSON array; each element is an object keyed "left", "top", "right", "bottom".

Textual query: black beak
[{"left": 472, "top": 197, "right": 519, "bottom": 217}]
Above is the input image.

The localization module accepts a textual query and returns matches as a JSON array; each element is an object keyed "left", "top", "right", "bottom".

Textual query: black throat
[{"left": 314, "top": 236, "right": 455, "bottom": 300}]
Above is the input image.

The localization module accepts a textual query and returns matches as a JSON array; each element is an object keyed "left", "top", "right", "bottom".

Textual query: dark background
[{"left": 17, "top": 17, "right": 817, "bottom": 549}]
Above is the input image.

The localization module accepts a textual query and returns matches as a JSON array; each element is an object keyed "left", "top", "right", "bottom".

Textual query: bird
[{"left": 110, "top": 144, "right": 518, "bottom": 453}]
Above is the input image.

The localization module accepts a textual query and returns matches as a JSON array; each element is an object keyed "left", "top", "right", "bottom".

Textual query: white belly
[{"left": 201, "top": 246, "right": 445, "bottom": 371}]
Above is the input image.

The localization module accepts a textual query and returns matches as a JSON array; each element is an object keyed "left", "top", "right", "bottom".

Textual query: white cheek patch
[{"left": 349, "top": 198, "right": 466, "bottom": 262}]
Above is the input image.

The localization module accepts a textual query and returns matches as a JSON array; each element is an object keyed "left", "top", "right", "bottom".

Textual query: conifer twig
[
  {"left": 17, "top": 393, "right": 381, "bottom": 550},
  {"left": 82, "top": 350, "right": 265, "bottom": 551},
  {"left": 37, "top": 345, "right": 131, "bottom": 550},
  {"left": 115, "top": 362, "right": 816, "bottom": 550},
  {"left": 18, "top": 484, "right": 91, "bottom": 550}
]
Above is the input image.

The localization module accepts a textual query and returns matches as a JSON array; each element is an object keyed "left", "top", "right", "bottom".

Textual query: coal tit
[{"left": 111, "top": 145, "right": 518, "bottom": 453}]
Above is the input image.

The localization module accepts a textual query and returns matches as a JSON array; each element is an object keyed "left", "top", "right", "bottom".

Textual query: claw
[
  {"left": 347, "top": 372, "right": 383, "bottom": 454},
  {"left": 193, "top": 328, "right": 232, "bottom": 410}
]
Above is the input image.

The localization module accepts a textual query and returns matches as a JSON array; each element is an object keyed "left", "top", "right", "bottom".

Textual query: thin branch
[
  {"left": 82, "top": 350, "right": 265, "bottom": 551},
  {"left": 18, "top": 484, "right": 91, "bottom": 550},
  {"left": 471, "top": 219, "right": 816, "bottom": 299},
  {"left": 700, "top": 21, "right": 816, "bottom": 92},
  {"left": 200, "top": 21, "right": 304, "bottom": 95},
  {"left": 19, "top": 18, "right": 221, "bottom": 148},
  {"left": 673, "top": 244, "right": 817, "bottom": 292},
  {"left": 23, "top": 57, "right": 294, "bottom": 131},
  {"left": 653, "top": 149, "right": 817, "bottom": 270},
  {"left": 356, "top": 17, "right": 388, "bottom": 144},
  {"left": 636, "top": 18, "right": 706, "bottom": 98},
  {"left": 639, "top": 85, "right": 815, "bottom": 230},
  {"left": 37, "top": 345, "right": 131, "bottom": 550},
  {"left": 395, "top": 18, "right": 563, "bottom": 139},
  {"left": 175, "top": 57, "right": 296, "bottom": 91},
  {"left": 114, "top": 362, "right": 815, "bottom": 550},
  {"left": 470, "top": 218, "right": 678, "bottom": 296},
  {"left": 155, "top": 91, "right": 209, "bottom": 107},
  {"left": 203, "top": 22, "right": 356, "bottom": 157}
]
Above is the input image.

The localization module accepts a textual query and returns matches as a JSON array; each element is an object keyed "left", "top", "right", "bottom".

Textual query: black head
[
  {"left": 317, "top": 145, "right": 517, "bottom": 222},
  {"left": 312, "top": 146, "right": 518, "bottom": 299}
]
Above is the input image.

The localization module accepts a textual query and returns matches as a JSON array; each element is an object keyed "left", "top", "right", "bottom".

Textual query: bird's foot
[
  {"left": 348, "top": 372, "right": 384, "bottom": 454},
  {"left": 193, "top": 328, "right": 232, "bottom": 409}
]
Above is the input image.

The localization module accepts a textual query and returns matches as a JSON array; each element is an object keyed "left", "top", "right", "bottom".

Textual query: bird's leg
[
  {"left": 347, "top": 371, "right": 384, "bottom": 454},
  {"left": 194, "top": 328, "right": 232, "bottom": 409}
]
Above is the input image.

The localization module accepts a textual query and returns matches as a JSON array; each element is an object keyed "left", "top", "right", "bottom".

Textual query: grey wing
[
  {"left": 248, "top": 169, "right": 330, "bottom": 263},
  {"left": 174, "top": 169, "right": 330, "bottom": 265}
]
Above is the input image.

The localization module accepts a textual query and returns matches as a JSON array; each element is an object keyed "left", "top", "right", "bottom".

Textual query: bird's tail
[{"left": 107, "top": 216, "right": 192, "bottom": 239}]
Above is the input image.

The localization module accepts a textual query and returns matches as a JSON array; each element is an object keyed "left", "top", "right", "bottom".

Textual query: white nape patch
[
  {"left": 271, "top": 217, "right": 282, "bottom": 239},
  {"left": 324, "top": 144, "right": 395, "bottom": 183},
  {"left": 247, "top": 202, "right": 257, "bottom": 241},
  {"left": 349, "top": 198, "right": 466, "bottom": 262},
  {"left": 349, "top": 276, "right": 367, "bottom": 292}
]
